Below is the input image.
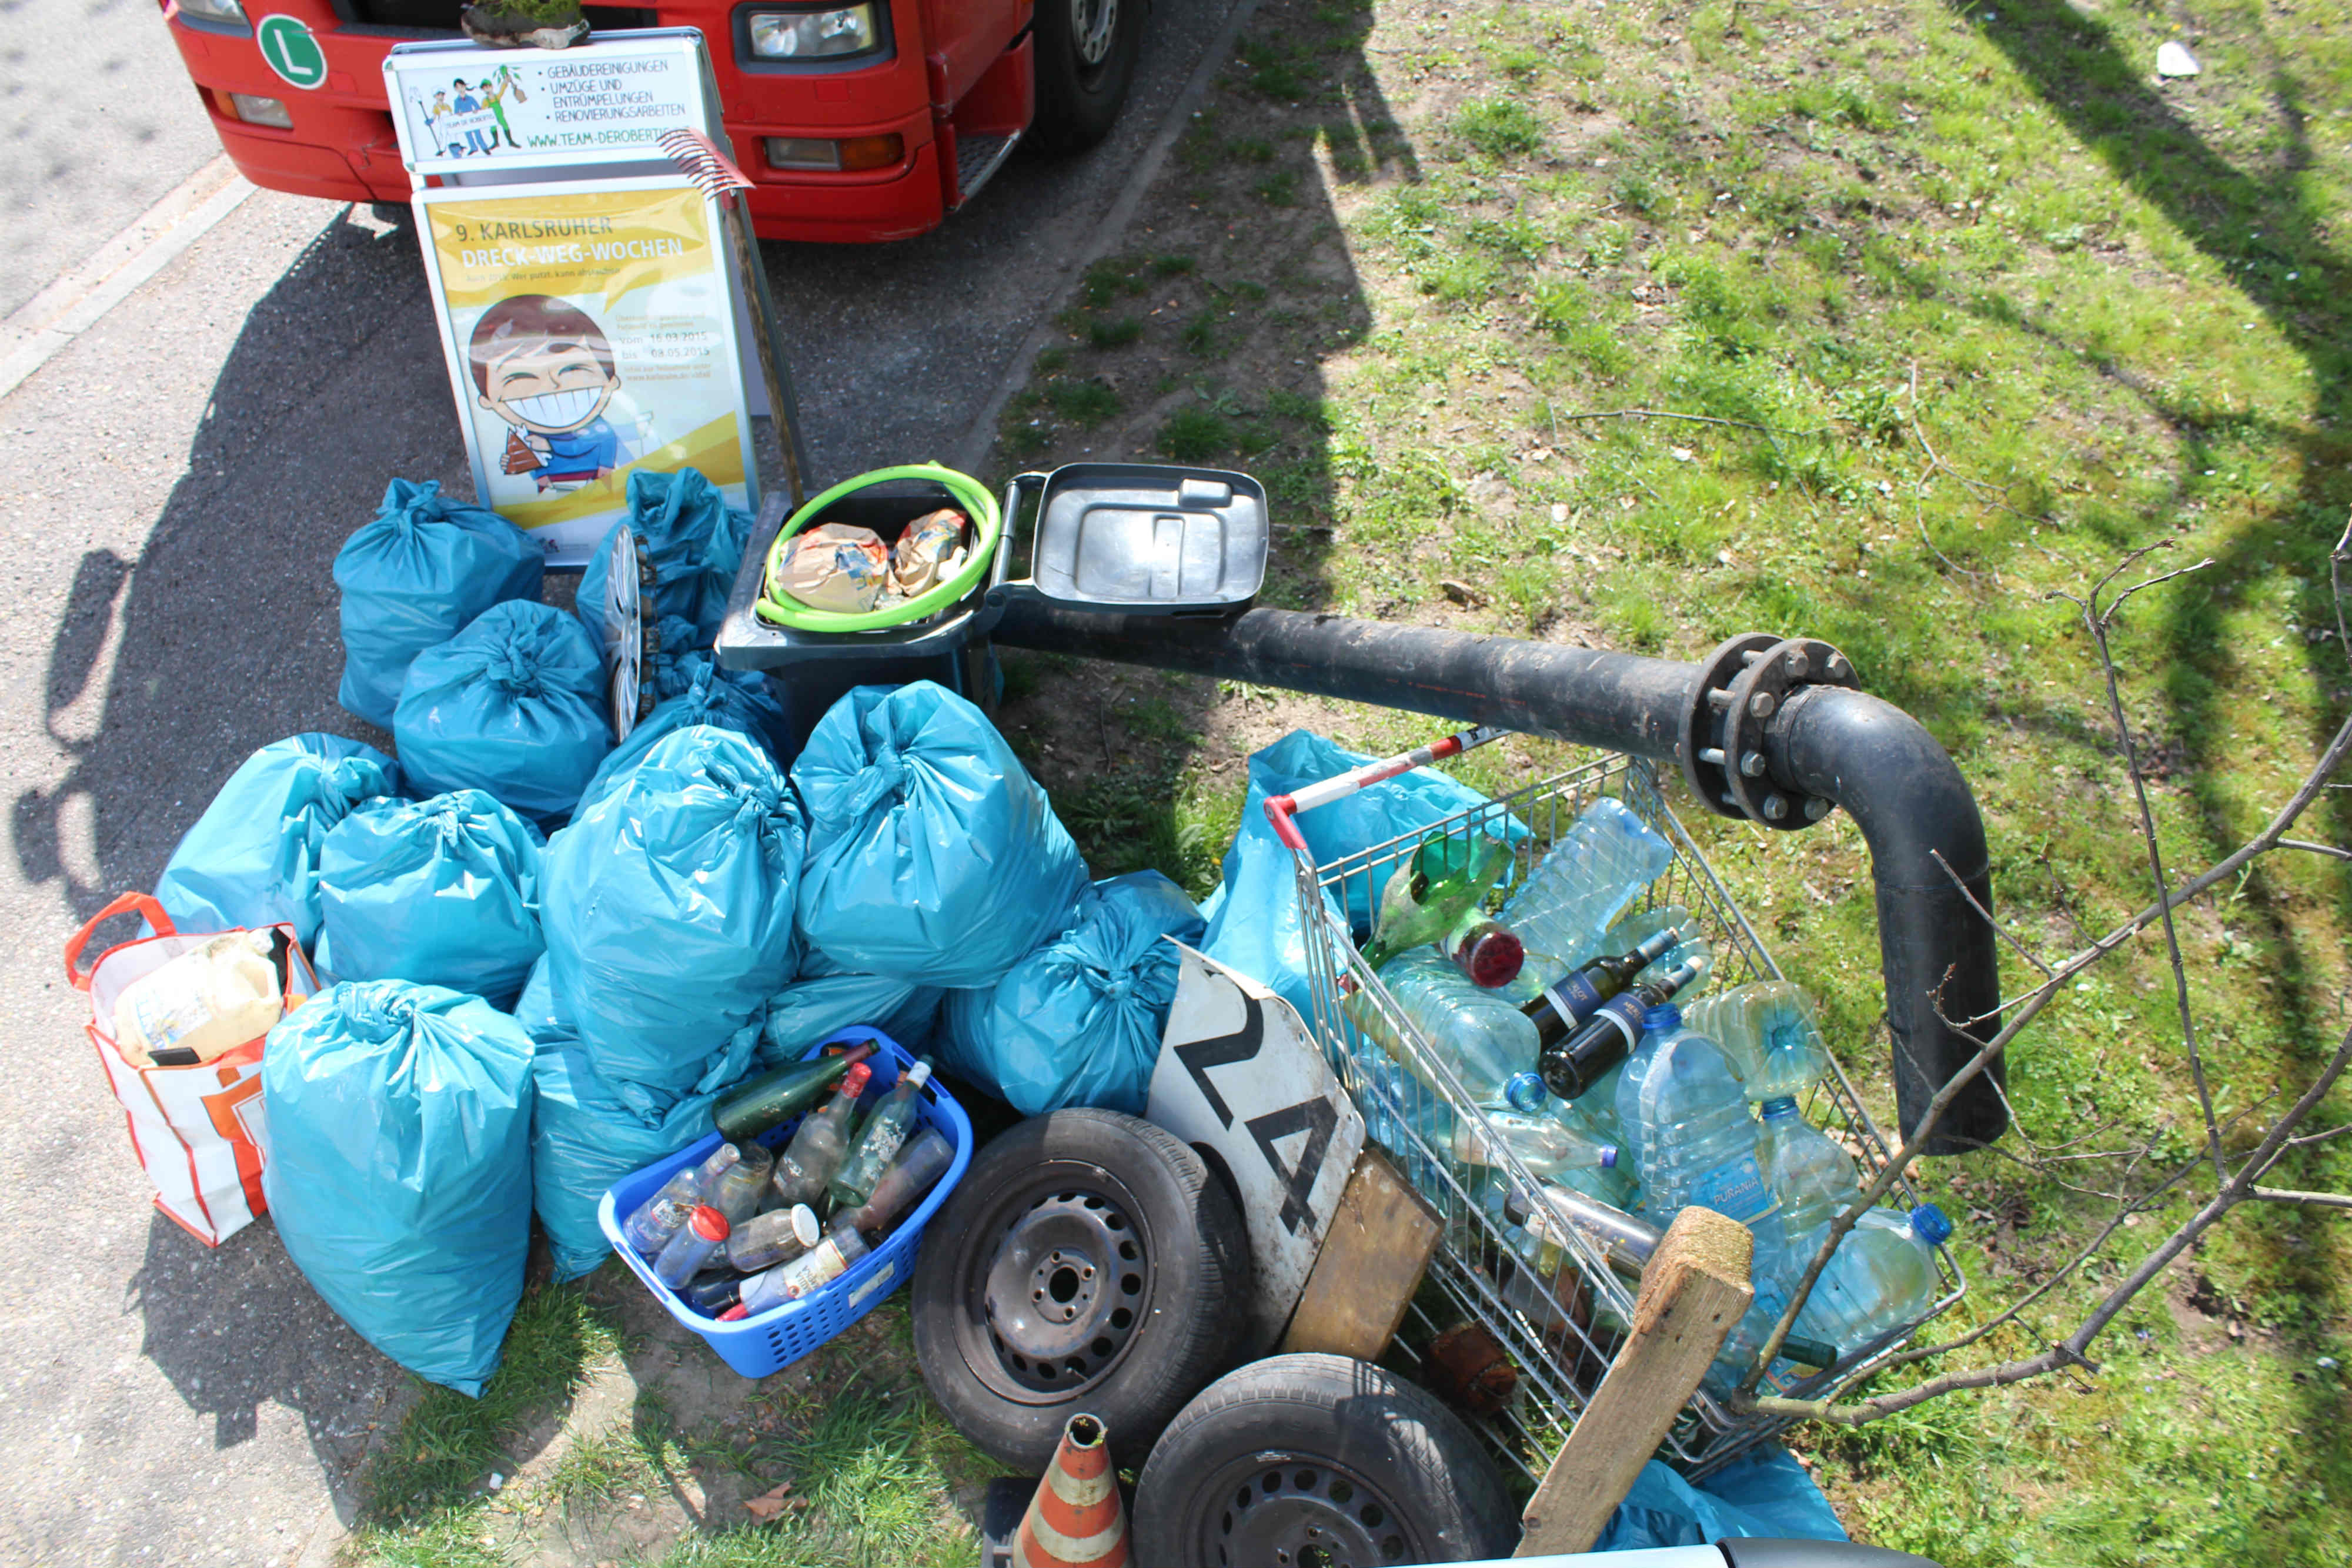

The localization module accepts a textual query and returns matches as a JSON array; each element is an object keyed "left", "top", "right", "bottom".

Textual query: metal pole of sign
[{"left": 657, "top": 128, "right": 809, "bottom": 509}]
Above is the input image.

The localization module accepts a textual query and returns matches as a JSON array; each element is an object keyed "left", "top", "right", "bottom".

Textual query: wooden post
[
  {"left": 1278, "top": 1148, "right": 1443, "bottom": 1360},
  {"left": 1513, "top": 1206, "right": 1755, "bottom": 1559}
]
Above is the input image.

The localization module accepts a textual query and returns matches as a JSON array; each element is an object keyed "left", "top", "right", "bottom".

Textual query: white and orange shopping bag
[{"left": 65, "top": 892, "right": 315, "bottom": 1246}]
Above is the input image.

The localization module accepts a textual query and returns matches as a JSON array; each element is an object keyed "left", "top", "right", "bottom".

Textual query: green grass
[{"left": 983, "top": 0, "right": 2352, "bottom": 1557}]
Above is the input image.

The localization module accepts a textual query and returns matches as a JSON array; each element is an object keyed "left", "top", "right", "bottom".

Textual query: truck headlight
[
  {"left": 746, "top": 4, "right": 881, "bottom": 60},
  {"left": 178, "top": 0, "right": 249, "bottom": 24}
]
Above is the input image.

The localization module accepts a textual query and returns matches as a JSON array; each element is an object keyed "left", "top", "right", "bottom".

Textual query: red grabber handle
[{"left": 1262, "top": 724, "right": 1512, "bottom": 854}]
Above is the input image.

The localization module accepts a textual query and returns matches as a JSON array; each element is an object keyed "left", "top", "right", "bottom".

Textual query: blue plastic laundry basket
[{"left": 597, "top": 1027, "right": 972, "bottom": 1378}]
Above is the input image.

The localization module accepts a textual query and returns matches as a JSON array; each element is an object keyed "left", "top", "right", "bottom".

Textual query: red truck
[{"left": 159, "top": 0, "right": 1142, "bottom": 242}]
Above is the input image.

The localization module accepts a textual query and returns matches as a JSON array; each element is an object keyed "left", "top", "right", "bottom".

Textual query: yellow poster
[{"left": 418, "top": 178, "right": 757, "bottom": 561}]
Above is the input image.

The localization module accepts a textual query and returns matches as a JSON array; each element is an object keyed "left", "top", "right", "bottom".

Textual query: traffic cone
[{"left": 1013, "top": 1412, "right": 1128, "bottom": 1568}]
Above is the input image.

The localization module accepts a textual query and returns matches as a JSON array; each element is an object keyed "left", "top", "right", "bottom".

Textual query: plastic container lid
[
  {"left": 904, "top": 1060, "right": 933, "bottom": 1090},
  {"left": 1908, "top": 1202, "right": 1953, "bottom": 1246},
  {"left": 1503, "top": 1072, "right": 1549, "bottom": 1114},
  {"left": 786, "top": 1204, "right": 821, "bottom": 1247},
  {"left": 1600, "top": 1146, "right": 1619, "bottom": 1169},
  {"left": 689, "top": 1205, "right": 730, "bottom": 1242},
  {"left": 1642, "top": 1003, "right": 1683, "bottom": 1033},
  {"left": 1459, "top": 926, "right": 1525, "bottom": 989},
  {"left": 842, "top": 1062, "right": 873, "bottom": 1096}
]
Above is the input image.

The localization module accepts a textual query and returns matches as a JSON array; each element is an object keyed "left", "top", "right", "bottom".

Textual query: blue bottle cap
[
  {"left": 1909, "top": 1202, "right": 1953, "bottom": 1246},
  {"left": 1502, "top": 1072, "right": 1549, "bottom": 1114},
  {"left": 1599, "top": 1146, "right": 1619, "bottom": 1169},
  {"left": 1641, "top": 1004, "right": 1682, "bottom": 1033},
  {"left": 1759, "top": 1095, "right": 1802, "bottom": 1118}
]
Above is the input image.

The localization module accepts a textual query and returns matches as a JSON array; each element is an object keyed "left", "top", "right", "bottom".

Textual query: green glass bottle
[
  {"left": 712, "top": 1040, "right": 876, "bottom": 1143},
  {"left": 1361, "top": 833, "right": 1513, "bottom": 973}
]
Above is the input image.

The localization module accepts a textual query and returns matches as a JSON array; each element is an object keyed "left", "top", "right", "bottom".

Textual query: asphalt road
[
  {"left": 1, "top": 0, "right": 221, "bottom": 319},
  {"left": 0, "top": 1, "right": 1244, "bottom": 1561}
]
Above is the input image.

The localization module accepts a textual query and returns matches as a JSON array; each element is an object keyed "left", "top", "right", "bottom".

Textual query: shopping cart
[{"left": 1266, "top": 727, "right": 1967, "bottom": 1479}]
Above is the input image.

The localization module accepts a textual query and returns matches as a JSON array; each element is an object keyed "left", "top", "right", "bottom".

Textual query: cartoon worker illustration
[
  {"left": 481, "top": 65, "right": 524, "bottom": 151},
  {"left": 423, "top": 89, "right": 453, "bottom": 156},
  {"left": 452, "top": 79, "right": 493, "bottom": 156},
  {"left": 468, "top": 295, "right": 632, "bottom": 492}
]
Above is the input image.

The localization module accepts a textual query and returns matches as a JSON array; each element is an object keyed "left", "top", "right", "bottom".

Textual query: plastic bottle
[
  {"left": 727, "top": 1225, "right": 873, "bottom": 1317},
  {"left": 713, "top": 1041, "right": 876, "bottom": 1143},
  {"left": 1535, "top": 954, "right": 1707, "bottom": 1100},
  {"left": 1454, "top": 1107, "right": 1621, "bottom": 1184},
  {"left": 1684, "top": 982, "right": 1832, "bottom": 1104},
  {"left": 828, "top": 1061, "right": 933, "bottom": 1209},
  {"left": 835, "top": 1127, "right": 957, "bottom": 1238},
  {"left": 704, "top": 1141, "right": 777, "bottom": 1226},
  {"left": 622, "top": 1142, "right": 741, "bottom": 1258},
  {"left": 1353, "top": 950, "right": 1548, "bottom": 1112},
  {"left": 1793, "top": 1205, "right": 1953, "bottom": 1352},
  {"left": 771, "top": 1062, "right": 872, "bottom": 1209},
  {"left": 724, "top": 1202, "right": 821, "bottom": 1272},
  {"left": 1361, "top": 833, "right": 1513, "bottom": 972},
  {"left": 1613, "top": 1005, "right": 1777, "bottom": 1231},
  {"left": 1753, "top": 1098, "right": 1862, "bottom": 1287},
  {"left": 653, "top": 1205, "right": 730, "bottom": 1288},
  {"left": 1499, "top": 797, "right": 1674, "bottom": 974},
  {"left": 112, "top": 930, "right": 285, "bottom": 1067}
]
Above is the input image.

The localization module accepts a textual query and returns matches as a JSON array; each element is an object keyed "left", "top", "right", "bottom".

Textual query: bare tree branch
[
  {"left": 2276, "top": 838, "right": 2352, "bottom": 862},
  {"left": 1931, "top": 847, "right": 2052, "bottom": 977},
  {"left": 2249, "top": 1186, "right": 2352, "bottom": 1211}
]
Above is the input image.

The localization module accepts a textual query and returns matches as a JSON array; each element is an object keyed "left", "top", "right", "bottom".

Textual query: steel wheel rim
[
  {"left": 1071, "top": 0, "right": 1120, "bottom": 68},
  {"left": 1198, "top": 1453, "right": 1431, "bottom": 1568},
  {"left": 960, "top": 1166, "right": 1153, "bottom": 1404}
]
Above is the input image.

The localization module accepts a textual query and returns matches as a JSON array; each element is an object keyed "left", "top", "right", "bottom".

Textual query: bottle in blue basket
[
  {"left": 829, "top": 1061, "right": 932, "bottom": 1210},
  {"left": 1614, "top": 1005, "right": 1778, "bottom": 1231},
  {"left": 1753, "top": 1097, "right": 1862, "bottom": 1286},
  {"left": 1793, "top": 1205, "right": 1953, "bottom": 1351},
  {"left": 1686, "top": 981, "right": 1833, "bottom": 1104},
  {"left": 772, "top": 1062, "right": 871, "bottom": 1211},
  {"left": 724, "top": 1223, "right": 871, "bottom": 1319},
  {"left": 622, "top": 1142, "right": 742, "bottom": 1259},
  {"left": 1500, "top": 797, "right": 1675, "bottom": 975},
  {"left": 1536, "top": 954, "right": 1707, "bottom": 1100},
  {"left": 725, "top": 1202, "right": 821, "bottom": 1272},
  {"left": 1358, "top": 950, "right": 1547, "bottom": 1112},
  {"left": 836, "top": 1126, "right": 955, "bottom": 1239},
  {"left": 706, "top": 1141, "right": 776, "bottom": 1227},
  {"left": 653, "top": 1205, "right": 730, "bottom": 1288}
]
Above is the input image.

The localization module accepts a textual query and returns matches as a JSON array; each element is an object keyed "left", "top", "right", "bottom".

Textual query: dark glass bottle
[
  {"left": 1536, "top": 954, "right": 1704, "bottom": 1099},
  {"left": 1521, "top": 922, "right": 1686, "bottom": 1045},
  {"left": 711, "top": 1040, "right": 876, "bottom": 1143}
]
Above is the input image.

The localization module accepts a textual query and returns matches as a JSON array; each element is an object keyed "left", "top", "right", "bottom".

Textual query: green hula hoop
[{"left": 755, "top": 463, "right": 1001, "bottom": 632}]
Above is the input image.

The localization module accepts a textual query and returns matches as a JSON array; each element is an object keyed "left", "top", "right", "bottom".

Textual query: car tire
[
  {"left": 1132, "top": 1353, "right": 1520, "bottom": 1567},
  {"left": 1028, "top": 0, "right": 1146, "bottom": 153},
  {"left": 912, "top": 1108, "right": 1252, "bottom": 1473}
]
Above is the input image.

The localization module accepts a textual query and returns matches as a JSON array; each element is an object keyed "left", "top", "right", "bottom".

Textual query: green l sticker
[{"left": 255, "top": 14, "right": 329, "bottom": 91}]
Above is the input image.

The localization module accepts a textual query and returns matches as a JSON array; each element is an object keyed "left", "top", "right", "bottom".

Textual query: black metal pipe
[{"left": 993, "top": 603, "right": 2005, "bottom": 1151}]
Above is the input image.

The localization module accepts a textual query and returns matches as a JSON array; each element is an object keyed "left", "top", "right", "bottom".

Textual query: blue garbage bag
[
  {"left": 154, "top": 734, "right": 402, "bottom": 949},
  {"left": 315, "top": 790, "right": 544, "bottom": 1006},
  {"left": 793, "top": 682, "right": 1088, "bottom": 987},
  {"left": 262, "top": 979, "right": 534, "bottom": 1398},
  {"left": 517, "top": 957, "right": 760, "bottom": 1281},
  {"left": 574, "top": 467, "right": 748, "bottom": 657},
  {"left": 761, "top": 945, "right": 944, "bottom": 1068},
  {"left": 395, "top": 600, "right": 611, "bottom": 824},
  {"left": 939, "top": 872, "right": 1204, "bottom": 1115},
  {"left": 333, "top": 479, "right": 544, "bottom": 730},
  {"left": 543, "top": 724, "right": 803, "bottom": 1094},
  {"left": 575, "top": 652, "right": 787, "bottom": 816},
  {"left": 1593, "top": 1446, "right": 1846, "bottom": 1552},
  {"left": 1200, "top": 730, "right": 1508, "bottom": 1023}
]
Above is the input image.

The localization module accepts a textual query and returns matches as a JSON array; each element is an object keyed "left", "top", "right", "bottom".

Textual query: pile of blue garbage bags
[{"left": 155, "top": 472, "right": 1205, "bottom": 1396}]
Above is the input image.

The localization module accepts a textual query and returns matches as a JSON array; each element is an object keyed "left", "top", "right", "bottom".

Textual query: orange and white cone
[{"left": 1014, "top": 1413, "right": 1128, "bottom": 1568}]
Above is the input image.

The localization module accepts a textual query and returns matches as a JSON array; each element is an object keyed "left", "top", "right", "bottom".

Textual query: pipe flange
[
  {"left": 1679, "top": 634, "right": 1780, "bottom": 820},
  {"left": 1680, "top": 635, "right": 1859, "bottom": 829}
]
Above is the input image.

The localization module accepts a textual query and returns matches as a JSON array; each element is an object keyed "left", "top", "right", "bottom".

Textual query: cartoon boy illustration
[
  {"left": 481, "top": 66, "right": 524, "bottom": 151},
  {"left": 468, "top": 295, "right": 630, "bottom": 492},
  {"left": 452, "top": 79, "right": 492, "bottom": 156}
]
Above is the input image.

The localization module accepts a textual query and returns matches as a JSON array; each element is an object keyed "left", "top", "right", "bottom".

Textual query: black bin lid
[{"left": 994, "top": 462, "right": 1268, "bottom": 616}]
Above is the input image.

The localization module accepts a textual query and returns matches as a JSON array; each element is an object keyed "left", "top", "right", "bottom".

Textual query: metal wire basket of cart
[{"left": 1267, "top": 727, "right": 1967, "bottom": 1479}]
